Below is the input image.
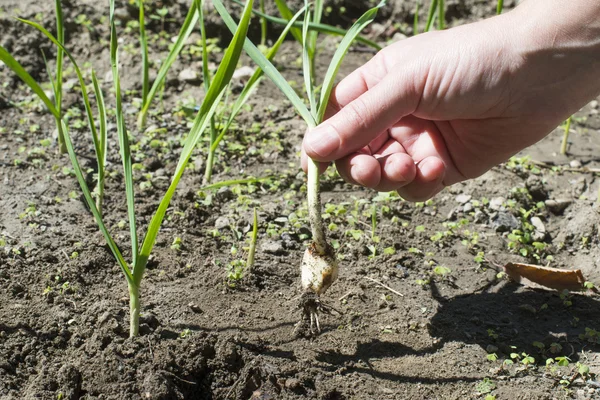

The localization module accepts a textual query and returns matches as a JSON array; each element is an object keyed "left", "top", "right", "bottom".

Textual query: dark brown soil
[{"left": 2, "top": 1, "right": 600, "bottom": 399}]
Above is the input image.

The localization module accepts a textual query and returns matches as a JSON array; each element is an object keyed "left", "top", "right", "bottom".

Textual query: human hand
[{"left": 302, "top": 0, "right": 600, "bottom": 201}]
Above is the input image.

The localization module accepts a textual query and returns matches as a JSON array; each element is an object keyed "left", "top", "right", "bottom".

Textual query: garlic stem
[{"left": 307, "top": 158, "right": 327, "bottom": 254}]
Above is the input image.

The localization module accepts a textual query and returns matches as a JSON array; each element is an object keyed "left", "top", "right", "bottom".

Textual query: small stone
[
  {"left": 486, "top": 344, "right": 498, "bottom": 353},
  {"left": 570, "top": 159, "right": 582, "bottom": 168},
  {"left": 526, "top": 176, "right": 547, "bottom": 201},
  {"left": 113, "top": 7, "right": 130, "bottom": 21},
  {"left": 463, "top": 203, "right": 473, "bottom": 213},
  {"left": 473, "top": 210, "right": 486, "bottom": 223},
  {"left": 489, "top": 197, "right": 505, "bottom": 211},
  {"left": 215, "top": 216, "right": 230, "bottom": 230},
  {"left": 392, "top": 32, "right": 408, "bottom": 42},
  {"left": 545, "top": 199, "right": 572, "bottom": 214},
  {"left": 232, "top": 66, "right": 255, "bottom": 80},
  {"left": 492, "top": 212, "right": 519, "bottom": 232},
  {"left": 591, "top": 100, "right": 599, "bottom": 109},
  {"left": 284, "top": 378, "right": 301, "bottom": 390},
  {"left": 530, "top": 216, "right": 546, "bottom": 241},
  {"left": 178, "top": 68, "right": 201, "bottom": 84},
  {"left": 188, "top": 303, "right": 203, "bottom": 313},
  {"left": 273, "top": 217, "right": 288, "bottom": 225},
  {"left": 261, "top": 240, "right": 285, "bottom": 255},
  {"left": 455, "top": 194, "right": 472, "bottom": 204}
]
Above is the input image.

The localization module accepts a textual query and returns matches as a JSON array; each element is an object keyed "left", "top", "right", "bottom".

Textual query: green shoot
[
  {"left": 437, "top": 0, "right": 445, "bottom": 30},
  {"left": 232, "top": 0, "right": 381, "bottom": 50},
  {"left": 425, "top": 0, "right": 438, "bottom": 32},
  {"left": 139, "top": 0, "right": 149, "bottom": 107},
  {"left": 137, "top": 1, "right": 200, "bottom": 129},
  {"left": 497, "top": 0, "right": 504, "bottom": 15},
  {"left": 260, "top": 0, "right": 267, "bottom": 47},
  {"left": 247, "top": 208, "right": 258, "bottom": 269},
  {"left": 414, "top": 0, "right": 420, "bottom": 35},
  {"left": 91, "top": 70, "right": 107, "bottom": 215},
  {"left": 560, "top": 115, "right": 572, "bottom": 155},
  {"left": 198, "top": 0, "right": 220, "bottom": 184},
  {"left": 54, "top": 0, "right": 66, "bottom": 153}
]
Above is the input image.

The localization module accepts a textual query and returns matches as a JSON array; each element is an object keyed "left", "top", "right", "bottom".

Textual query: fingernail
[{"left": 305, "top": 125, "right": 340, "bottom": 159}]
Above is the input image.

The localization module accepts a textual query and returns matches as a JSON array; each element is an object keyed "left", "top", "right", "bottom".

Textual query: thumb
[{"left": 303, "top": 68, "right": 422, "bottom": 162}]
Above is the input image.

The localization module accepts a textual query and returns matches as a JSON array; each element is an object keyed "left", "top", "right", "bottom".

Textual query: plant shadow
[{"left": 312, "top": 281, "right": 600, "bottom": 383}]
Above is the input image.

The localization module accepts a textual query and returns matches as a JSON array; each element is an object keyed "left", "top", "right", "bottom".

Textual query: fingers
[
  {"left": 335, "top": 152, "right": 418, "bottom": 192},
  {"left": 304, "top": 58, "right": 424, "bottom": 163},
  {"left": 397, "top": 156, "right": 446, "bottom": 201}
]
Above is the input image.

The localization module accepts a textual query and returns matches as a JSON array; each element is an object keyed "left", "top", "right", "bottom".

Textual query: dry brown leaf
[{"left": 504, "top": 262, "right": 588, "bottom": 292}]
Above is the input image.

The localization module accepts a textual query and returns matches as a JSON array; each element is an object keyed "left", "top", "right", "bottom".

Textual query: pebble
[
  {"left": 214, "top": 216, "right": 230, "bottom": 230},
  {"left": 492, "top": 212, "right": 519, "bottom": 232},
  {"left": 530, "top": 216, "right": 546, "bottom": 241},
  {"left": 285, "top": 378, "right": 301, "bottom": 390},
  {"left": 489, "top": 197, "right": 505, "bottom": 211},
  {"left": 545, "top": 198, "right": 572, "bottom": 214},
  {"left": 591, "top": 100, "right": 599, "bottom": 109},
  {"left": 113, "top": 7, "right": 130, "bottom": 21},
  {"left": 570, "top": 159, "right": 582, "bottom": 168},
  {"left": 455, "top": 194, "right": 472, "bottom": 204},
  {"left": 232, "top": 66, "right": 255, "bottom": 80},
  {"left": 178, "top": 68, "right": 201, "bottom": 84},
  {"left": 261, "top": 240, "right": 285, "bottom": 255},
  {"left": 463, "top": 203, "right": 473, "bottom": 213}
]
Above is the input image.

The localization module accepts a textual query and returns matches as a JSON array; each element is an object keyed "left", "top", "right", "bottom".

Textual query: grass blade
[
  {"left": 259, "top": 0, "right": 267, "bottom": 46},
  {"left": 414, "top": 0, "right": 419, "bottom": 35},
  {"left": 210, "top": 4, "right": 307, "bottom": 153},
  {"left": 92, "top": 70, "right": 107, "bottom": 215},
  {"left": 137, "top": 0, "right": 256, "bottom": 282},
  {"left": 496, "top": 0, "right": 504, "bottom": 15},
  {"left": 197, "top": 0, "right": 220, "bottom": 184},
  {"left": 55, "top": 0, "right": 66, "bottom": 153},
  {"left": 274, "top": 0, "right": 303, "bottom": 45},
  {"left": 139, "top": 0, "right": 149, "bottom": 105},
  {"left": 232, "top": 0, "right": 381, "bottom": 50},
  {"left": 425, "top": 0, "right": 438, "bottom": 32},
  {"left": 560, "top": 116, "right": 572, "bottom": 155},
  {"left": 199, "top": 176, "right": 273, "bottom": 191},
  {"left": 137, "top": 1, "right": 200, "bottom": 129},
  {"left": 213, "top": 0, "right": 316, "bottom": 127},
  {"left": 437, "top": 0, "right": 445, "bottom": 30},
  {"left": 246, "top": 208, "right": 258, "bottom": 269},
  {"left": 302, "top": 2, "right": 316, "bottom": 113},
  {"left": 317, "top": 1, "right": 384, "bottom": 122},
  {"left": 110, "top": 1, "right": 139, "bottom": 268}
]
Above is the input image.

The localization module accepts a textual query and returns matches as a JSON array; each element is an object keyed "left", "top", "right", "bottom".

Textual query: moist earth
[{"left": 2, "top": 0, "right": 600, "bottom": 399}]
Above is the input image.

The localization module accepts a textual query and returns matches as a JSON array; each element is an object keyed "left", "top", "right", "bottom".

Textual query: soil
[{"left": 2, "top": 0, "right": 600, "bottom": 399}]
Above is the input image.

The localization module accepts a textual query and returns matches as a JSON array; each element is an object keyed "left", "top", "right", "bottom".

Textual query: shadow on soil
[{"left": 312, "top": 281, "right": 600, "bottom": 383}]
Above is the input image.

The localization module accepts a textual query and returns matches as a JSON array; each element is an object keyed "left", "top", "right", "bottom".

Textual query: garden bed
[{"left": 1, "top": 0, "right": 600, "bottom": 399}]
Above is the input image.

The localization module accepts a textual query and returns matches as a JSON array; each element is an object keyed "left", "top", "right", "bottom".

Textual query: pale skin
[{"left": 302, "top": 0, "right": 600, "bottom": 201}]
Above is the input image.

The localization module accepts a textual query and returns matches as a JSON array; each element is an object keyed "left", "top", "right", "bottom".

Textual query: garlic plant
[
  {"left": 2, "top": 0, "right": 256, "bottom": 337},
  {"left": 214, "top": 0, "right": 384, "bottom": 334}
]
